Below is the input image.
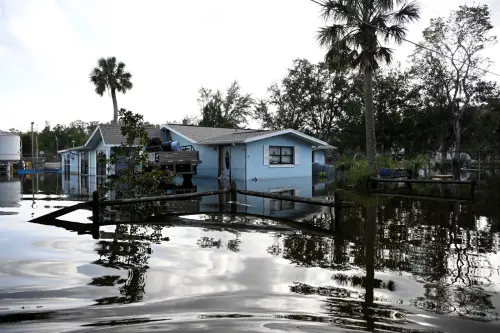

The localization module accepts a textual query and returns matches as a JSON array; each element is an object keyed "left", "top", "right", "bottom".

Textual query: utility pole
[
  {"left": 30, "top": 122, "right": 34, "bottom": 168},
  {"left": 55, "top": 135, "right": 59, "bottom": 162}
]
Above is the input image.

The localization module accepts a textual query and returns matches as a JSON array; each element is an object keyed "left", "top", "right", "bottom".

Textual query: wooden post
[
  {"left": 334, "top": 191, "right": 341, "bottom": 231},
  {"left": 230, "top": 181, "right": 237, "bottom": 214},
  {"left": 470, "top": 177, "right": 476, "bottom": 199},
  {"left": 92, "top": 191, "right": 100, "bottom": 225}
]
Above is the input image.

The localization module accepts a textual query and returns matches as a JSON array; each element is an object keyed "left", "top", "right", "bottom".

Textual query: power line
[{"left": 309, "top": 0, "right": 500, "bottom": 77}]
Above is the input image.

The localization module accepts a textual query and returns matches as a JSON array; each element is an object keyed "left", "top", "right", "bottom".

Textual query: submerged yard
[{"left": 0, "top": 172, "right": 499, "bottom": 332}]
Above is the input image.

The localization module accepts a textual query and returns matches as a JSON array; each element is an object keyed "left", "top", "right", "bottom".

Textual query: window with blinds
[{"left": 269, "top": 146, "right": 294, "bottom": 165}]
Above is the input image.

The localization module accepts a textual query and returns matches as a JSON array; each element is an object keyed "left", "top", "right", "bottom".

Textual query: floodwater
[{"left": 0, "top": 172, "right": 499, "bottom": 332}]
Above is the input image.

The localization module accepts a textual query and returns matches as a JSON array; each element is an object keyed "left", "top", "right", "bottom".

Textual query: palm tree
[
  {"left": 316, "top": 0, "right": 420, "bottom": 169},
  {"left": 90, "top": 57, "right": 133, "bottom": 124}
]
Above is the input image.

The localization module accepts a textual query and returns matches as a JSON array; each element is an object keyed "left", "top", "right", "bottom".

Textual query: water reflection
[
  {"left": 91, "top": 224, "right": 169, "bottom": 305},
  {"left": 1, "top": 173, "right": 500, "bottom": 332}
]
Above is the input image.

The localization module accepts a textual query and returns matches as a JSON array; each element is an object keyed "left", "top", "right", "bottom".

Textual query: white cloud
[{"left": 0, "top": 0, "right": 499, "bottom": 132}]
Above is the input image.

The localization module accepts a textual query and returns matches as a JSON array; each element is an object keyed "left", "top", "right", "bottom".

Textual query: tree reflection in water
[
  {"left": 264, "top": 191, "right": 500, "bottom": 325},
  {"left": 84, "top": 176, "right": 500, "bottom": 325},
  {"left": 89, "top": 224, "right": 167, "bottom": 305}
]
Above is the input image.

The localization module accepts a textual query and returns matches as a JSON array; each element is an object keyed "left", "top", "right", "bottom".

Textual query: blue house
[
  {"left": 58, "top": 124, "right": 164, "bottom": 176},
  {"left": 161, "top": 124, "right": 333, "bottom": 180},
  {"left": 59, "top": 123, "right": 334, "bottom": 181}
]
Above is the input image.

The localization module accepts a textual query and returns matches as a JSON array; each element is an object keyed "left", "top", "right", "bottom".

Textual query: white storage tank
[{"left": 0, "top": 131, "right": 21, "bottom": 162}]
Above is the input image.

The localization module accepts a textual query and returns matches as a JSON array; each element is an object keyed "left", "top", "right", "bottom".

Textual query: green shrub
[
  {"left": 349, "top": 160, "right": 375, "bottom": 187},
  {"left": 402, "top": 154, "right": 430, "bottom": 174},
  {"left": 376, "top": 154, "right": 398, "bottom": 169}
]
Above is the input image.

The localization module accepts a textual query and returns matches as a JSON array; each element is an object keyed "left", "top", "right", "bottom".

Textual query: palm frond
[
  {"left": 106, "top": 56, "right": 117, "bottom": 73},
  {"left": 89, "top": 67, "right": 107, "bottom": 96},
  {"left": 97, "top": 57, "right": 108, "bottom": 72},
  {"left": 376, "top": 46, "right": 394, "bottom": 66},
  {"left": 317, "top": 24, "right": 347, "bottom": 47},
  {"left": 325, "top": 45, "right": 359, "bottom": 72},
  {"left": 391, "top": 1, "right": 420, "bottom": 24},
  {"left": 117, "top": 73, "right": 133, "bottom": 93},
  {"left": 383, "top": 24, "right": 407, "bottom": 44},
  {"left": 116, "top": 62, "right": 126, "bottom": 75},
  {"left": 375, "top": 0, "right": 397, "bottom": 12},
  {"left": 321, "top": 0, "right": 360, "bottom": 25}
]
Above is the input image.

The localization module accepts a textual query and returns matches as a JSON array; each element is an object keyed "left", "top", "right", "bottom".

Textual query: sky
[{"left": 1, "top": 0, "right": 500, "bottom": 132}]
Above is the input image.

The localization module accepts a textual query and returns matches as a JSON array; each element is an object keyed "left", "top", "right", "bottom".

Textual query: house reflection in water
[
  {"left": 60, "top": 174, "right": 328, "bottom": 220},
  {"left": 61, "top": 173, "right": 105, "bottom": 199},
  {"left": 184, "top": 177, "right": 326, "bottom": 220}
]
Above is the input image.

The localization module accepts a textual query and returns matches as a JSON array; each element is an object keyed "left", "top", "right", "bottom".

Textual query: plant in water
[{"left": 98, "top": 108, "right": 176, "bottom": 221}]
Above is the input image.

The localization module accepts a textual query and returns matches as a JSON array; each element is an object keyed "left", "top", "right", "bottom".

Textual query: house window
[
  {"left": 96, "top": 151, "right": 107, "bottom": 176},
  {"left": 269, "top": 146, "right": 294, "bottom": 165},
  {"left": 64, "top": 154, "right": 70, "bottom": 174},
  {"left": 81, "top": 152, "right": 89, "bottom": 174}
]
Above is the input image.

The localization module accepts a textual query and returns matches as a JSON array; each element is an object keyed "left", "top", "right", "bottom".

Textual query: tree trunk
[
  {"left": 453, "top": 119, "right": 461, "bottom": 179},
  {"left": 363, "top": 69, "right": 377, "bottom": 170},
  {"left": 111, "top": 88, "right": 119, "bottom": 124},
  {"left": 454, "top": 119, "right": 461, "bottom": 160}
]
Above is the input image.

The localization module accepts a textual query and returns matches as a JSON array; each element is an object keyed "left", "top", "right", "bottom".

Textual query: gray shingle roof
[
  {"left": 99, "top": 124, "right": 164, "bottom": 145},
  {"left": 198, "top": 130, "right": 278, "bottom": 144},
  {"left": 165, "top": 124, "right": 257, "bottom": 143}
]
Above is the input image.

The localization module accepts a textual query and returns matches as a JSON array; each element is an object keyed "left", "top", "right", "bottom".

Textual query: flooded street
[{"left": 0, "top": 173, "right": 499, "bottom": 332}]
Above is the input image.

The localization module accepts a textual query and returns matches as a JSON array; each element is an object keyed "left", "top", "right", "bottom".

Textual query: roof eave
[
  {"left": 198, "top": 139, "right": 246, "bottom": 145},
  {"left": 83, "top": 125, "right": 101, "bottom": 147},
  {"left": 160, "top": 124, "right": 197, "bottom": 143},
  {"left": 58, "top": 146, "right": 86, "bottom": 153}
]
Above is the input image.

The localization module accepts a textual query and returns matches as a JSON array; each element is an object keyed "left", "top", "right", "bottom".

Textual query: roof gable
[
  {"left": 83, "top": 124, "right": 163, "bottom": 147},
  {"left": 245, "top": 129, "right": 328, "bottom": 146}
]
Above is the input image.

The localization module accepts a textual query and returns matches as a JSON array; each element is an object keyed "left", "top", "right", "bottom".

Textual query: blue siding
[
  {"left": 313, "top": 150, "right": 325, "bottom": 164},
  {"left": 230, "top": 145, "right": 245, "bottom": 180},
  {"left": 245, "top": 135, "right": 312, "bottom": 179},
  {"left": 61, "top": 151, "right": 80, "bottom": 174},
  {"left": 169, "top": 131, "right": 315, "bottom": 179},
  {"left": 169, "top": 132, "right": 219, "bottom": 178},
  {"left": 196, "top": 145, "right": 219, "bottom": 177},
  {"left": 88, "top": 139, "right": 108, "bottom": 175}
]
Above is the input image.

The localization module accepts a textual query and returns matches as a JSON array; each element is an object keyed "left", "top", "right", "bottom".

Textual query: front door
[{"left": 219, "top": 145, "right": 231, "bottom": 181}]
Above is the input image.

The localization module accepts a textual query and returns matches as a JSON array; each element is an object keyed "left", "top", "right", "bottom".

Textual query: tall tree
[
  {"left": 413, "top": 5, "right": 496, "bottom": 160},
  {"left": 316, "top": 0, "right": 420, "bottom": 169},
  {"left": 254, "top": 59, "right": 361, "bottom": 145},
  {"left": 197, "top": 81, "right": 253, "bottom": 128},
  {"left": 90, "top": 57, "right": 133, "bottom": 124}
]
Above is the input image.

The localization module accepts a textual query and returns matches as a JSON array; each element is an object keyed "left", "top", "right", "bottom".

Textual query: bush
[
  {"left": 349, "top": 160, "right": 376, "bottom": 187},
  {"left": 402, "top": 154, "right": 430, "bottom": 175}
]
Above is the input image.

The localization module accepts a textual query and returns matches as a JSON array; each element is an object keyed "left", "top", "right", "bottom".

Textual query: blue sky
[{"left": 1, "top": 0, "right": 500, "bottom": 132}]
